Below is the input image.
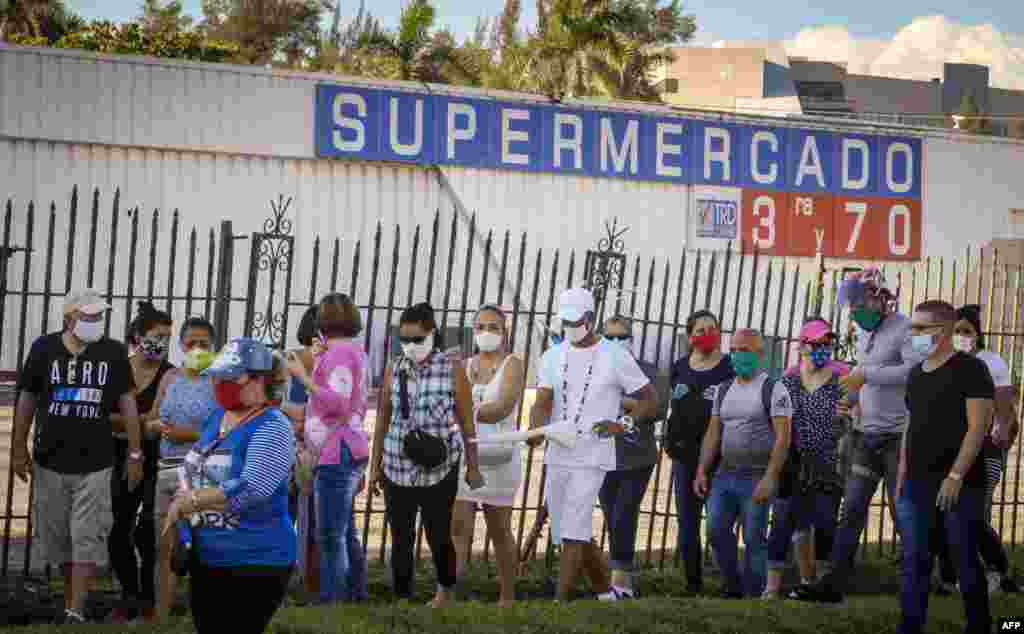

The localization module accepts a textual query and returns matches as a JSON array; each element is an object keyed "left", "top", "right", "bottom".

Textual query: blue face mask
[{"left": 808, "top": 346, "right": 833, "bottom": 369}]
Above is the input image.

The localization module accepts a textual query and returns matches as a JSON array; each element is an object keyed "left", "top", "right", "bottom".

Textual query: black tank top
[{"left": 136, "top": 360, "right": 174, "bottom": 415}]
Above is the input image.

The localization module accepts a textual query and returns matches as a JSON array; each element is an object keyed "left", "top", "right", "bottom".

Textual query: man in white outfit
[{"left": 528, "top": 288, "right": 656, "bottom": 601}]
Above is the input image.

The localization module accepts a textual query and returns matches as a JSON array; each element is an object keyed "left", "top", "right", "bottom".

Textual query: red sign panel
[
  {"left": 740, "top": 190, "right": 788, "bottom": 255},
  {"left": 786, "top": 193, "right": 835, "bottom": 258}
]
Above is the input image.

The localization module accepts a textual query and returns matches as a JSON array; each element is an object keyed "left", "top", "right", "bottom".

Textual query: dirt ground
[{"left": 2, "top": 402, "right": 1022, "bottom": 570}]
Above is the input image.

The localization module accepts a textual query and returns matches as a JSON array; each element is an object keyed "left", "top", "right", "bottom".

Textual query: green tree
[
  {"left": 355, "top": 0, "right": 475, "bottom": 83},
  {"left": 51, "top": 20, "right": 237, "bottom": 62},
  {"left": 198, "top": 0, "right": 331, "bottom": 67},
  {"left": 1, "top": 0, "right": 84, "bottom": 44},
  {"left": 954, "top": 91, "right": 992, "bottom": 135},
  {"left": 138, "top": 0, "right": 193, "bottom": 35}
]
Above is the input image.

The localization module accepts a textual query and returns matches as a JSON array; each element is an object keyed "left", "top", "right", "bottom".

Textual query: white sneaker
[{"left": 598, "top": 587, "right": 631, "bottom": 602}]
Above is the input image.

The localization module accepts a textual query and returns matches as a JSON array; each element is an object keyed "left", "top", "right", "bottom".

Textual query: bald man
[{"left": 694, "top": 329, "right": 793, "bottom": 598}]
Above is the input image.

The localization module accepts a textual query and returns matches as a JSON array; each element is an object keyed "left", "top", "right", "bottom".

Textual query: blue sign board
[{"left": 314, "top": 83, "right": 922, "bottom": 199}]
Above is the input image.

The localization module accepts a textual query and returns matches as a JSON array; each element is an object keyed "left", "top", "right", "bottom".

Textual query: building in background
[{"left": 655, "top": 47, "right": 1024, "bottom": 138}]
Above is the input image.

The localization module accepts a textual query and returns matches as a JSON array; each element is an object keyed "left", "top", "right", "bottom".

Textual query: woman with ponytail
[{"left": 107, "top": 301, "right": 176, "bottom": 622}]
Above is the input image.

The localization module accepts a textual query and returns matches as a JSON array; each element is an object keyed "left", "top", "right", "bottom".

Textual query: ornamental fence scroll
[{"left": 0, "top": 185, "right": 1022, "bottom": 581}]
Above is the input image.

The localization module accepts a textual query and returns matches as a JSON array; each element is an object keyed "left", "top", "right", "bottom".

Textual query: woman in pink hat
[{"left": 765, "top": 318, "right": 849, "bottom": 598}]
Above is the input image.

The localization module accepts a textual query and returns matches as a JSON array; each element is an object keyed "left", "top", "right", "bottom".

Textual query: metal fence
[{"left": 1, "top": 185, "right": 1022, "bottom": 579}]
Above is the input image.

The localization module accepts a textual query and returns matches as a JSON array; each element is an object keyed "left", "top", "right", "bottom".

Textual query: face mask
[
  {"left": 564, "top": 323, "right": 590, "bottom": 344},
  {"left": 952, "top": 335, "right": 975, "bottom": 353},
  {"left": 730, "top": 350, "right": 760, "bottom": 378},
  {"left": 214, "top": 380, "right": 246, "bottom": 411},
  {"left": 475, "top": 332, "right": 503, "bottom": 353},
  {"left": 183, "top": 349, "right": 215, "bottom": 372},
  {"left": 73, "top": 319, "right": 104, "bottom": 343},
  {"left": 910, "top": 334, "right": 939, "bottom": 357},
  {"left": 690, "top": 330, "right": 721, "bottom": 354},
  {"left": 402, "top": 333, "right": 434, "bottom": 363},
  {"left": 140, "top": 336, "right": 170, "bottom": 361},
  {"left": 851, "top": 307, "right": 883, "bottom": 332},
  {"left": 806, "top": 346, "right": 834, "bottom": 369}
]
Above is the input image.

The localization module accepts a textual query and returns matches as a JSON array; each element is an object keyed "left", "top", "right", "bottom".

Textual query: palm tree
[
  {"left": 585, "top": 1, "right": 696, "bottom": 101},
  {"left": 356, "top": 0, "right": 476, "bottom": 83},
  {"left": 1, "top": 0, "right": 83, "bottom": 43}
]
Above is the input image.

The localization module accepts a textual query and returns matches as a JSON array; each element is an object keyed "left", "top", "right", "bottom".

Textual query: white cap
[
  {"left": 62, "top": 288, "right": 111, "bottom": 316},
  {"left": 557, "top": 288, "right": 595, "bottom": 323}
]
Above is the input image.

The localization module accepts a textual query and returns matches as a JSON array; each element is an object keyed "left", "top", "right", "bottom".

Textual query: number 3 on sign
[{"left": 753, "top": 196, "right": 775, "bottom": 250}]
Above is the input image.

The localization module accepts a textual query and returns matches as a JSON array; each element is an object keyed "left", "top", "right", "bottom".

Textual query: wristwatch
[{"left": 127, "top": 450, "right": 143, "bottom": 462}]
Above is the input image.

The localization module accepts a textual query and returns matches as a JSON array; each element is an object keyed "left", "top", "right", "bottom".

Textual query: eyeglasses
[{"left": 397, "top": 335, "right": 428, "bottom": 345}]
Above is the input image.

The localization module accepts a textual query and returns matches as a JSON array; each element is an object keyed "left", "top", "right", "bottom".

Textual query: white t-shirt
[
  {"left": 977, "top": 350, "right": 1012, "bottom": 438},
  {"left": 538, "top": 339, "right": 651, "bottom": 471}
]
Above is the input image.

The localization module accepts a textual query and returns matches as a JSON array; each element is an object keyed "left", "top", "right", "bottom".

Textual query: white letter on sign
[
  {"left": 795, "top": 136, "right": 825, "bottom": 189},
  {"left": 704, "top": 127, "right": 732, "bottom": 181},
  {"left": 501, "top": 109, "right": 530, "bottom": 166},
  {"left": 333, "top": 93, "right": 366, "bottom": 152},
  {"left": 842, "top": 139, "right": 870, "bottom": 190},
  {"left": 750, "top": 131, "right": 778, "bottom": 185},
  {"left": 886, "top": 143, "right": 914, "bottom": 194},
  {"left": 446, "top": 103, "right": 476, "bottom": 160},
  {"left": 599, "top": 118, "right": 639, "bottom": 174},
  {"left": 656, "top": 122, "right": 683, "bottom": 178},
  {"left": 389, "top": 97, "right": 424, "bottom": 157},
  {"left": 553, "top": 113, "right": 583, "bottom": 169},
  {"left": 888, "top": 204, "right": 911, "bottom": 256}
]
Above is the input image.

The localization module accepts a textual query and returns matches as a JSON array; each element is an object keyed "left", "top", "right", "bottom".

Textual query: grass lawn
[{"left": 5, "top": 547, "right": 1024, "bottom": 633}]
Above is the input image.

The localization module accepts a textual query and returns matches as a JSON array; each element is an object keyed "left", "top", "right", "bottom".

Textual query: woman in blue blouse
[{"left": 161, "top": 338, "right": 296, "bottom": 634}]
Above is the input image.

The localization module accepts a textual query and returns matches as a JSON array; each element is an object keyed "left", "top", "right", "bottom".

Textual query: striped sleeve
[{"left": 222, "top": 414, "right": 295, "bottom": 515}]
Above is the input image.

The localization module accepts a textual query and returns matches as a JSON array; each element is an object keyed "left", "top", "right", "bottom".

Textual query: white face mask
[
  {"left": 402, "top": 333, "right": 434, "bottom": 363},
  {"left": 73, "top": 319, "right": 104, "bottom": 343},
  {"left": 564, "top": 323, "right": 590, "bottom": 344},
  {"left": 910, "top": 334, "right": 939, "bottom": 357},
  {"left": 952, "top": 335, "right": 975, "bottom": 353},
  {"left": 475, "top": 332, "right": 503, "bottom": 352}
]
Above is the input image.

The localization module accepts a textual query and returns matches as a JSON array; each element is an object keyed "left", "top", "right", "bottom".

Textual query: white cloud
[{"left": 781, "top": 16, "right": 1024, "bottom": 91}]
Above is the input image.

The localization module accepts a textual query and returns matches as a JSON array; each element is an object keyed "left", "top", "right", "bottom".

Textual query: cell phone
[{"left": 469, "top": 475, "right": 486, "bottom": 490}]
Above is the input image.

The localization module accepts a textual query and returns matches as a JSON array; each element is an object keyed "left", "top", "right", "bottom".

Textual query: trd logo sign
[{"left": 999, "top": 619, "right": 1022, "bottom": 631}]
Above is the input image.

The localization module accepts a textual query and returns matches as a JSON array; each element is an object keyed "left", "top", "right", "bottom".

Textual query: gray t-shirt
[
  {"left": 712, "top": 372, "right": 793, "bottom": 475},
  {"left": 852, "top": 312, "right": 925, "bottom": 435}
]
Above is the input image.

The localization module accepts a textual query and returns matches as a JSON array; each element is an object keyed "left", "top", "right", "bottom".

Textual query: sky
[{"left": 68, "top": 1, "right": 1024, "bottom": 89}]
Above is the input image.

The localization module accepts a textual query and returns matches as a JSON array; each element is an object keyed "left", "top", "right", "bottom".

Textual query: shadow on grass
[{"left": 3, "top": 545, "right": 1022, "bottom": 633}]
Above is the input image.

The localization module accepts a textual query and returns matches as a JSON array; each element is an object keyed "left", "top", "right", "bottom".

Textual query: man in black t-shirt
[
  {"left": 11, "top": 288, "right": 141, "bottom": 625},
  {"left": 897, "top": 300, "right": 993, "bottom": 634}
]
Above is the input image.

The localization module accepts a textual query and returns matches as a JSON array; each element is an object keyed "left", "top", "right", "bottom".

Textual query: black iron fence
[{"left": 1, "top": 186, "right": 1022, "bottom": 579}]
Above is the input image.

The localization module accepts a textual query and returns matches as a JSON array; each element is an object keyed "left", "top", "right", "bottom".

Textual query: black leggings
[
  {"left": 190, "top": 562, "right": 292, "bottom": 633},
  {"left": 383, "top": 467, "right": 459, "bottom": 598},
  {"left": 109, "top": 438, "right": 159, "bottom": 603}
]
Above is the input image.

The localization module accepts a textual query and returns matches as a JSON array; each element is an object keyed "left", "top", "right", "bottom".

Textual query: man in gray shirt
[{"left": 795, "top": 269, "right": 924, "bottom": 603}]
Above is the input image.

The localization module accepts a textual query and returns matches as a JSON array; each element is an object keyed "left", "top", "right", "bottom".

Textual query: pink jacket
[{"left": 303, "top": 340, "right": 370, "bottom": 465}]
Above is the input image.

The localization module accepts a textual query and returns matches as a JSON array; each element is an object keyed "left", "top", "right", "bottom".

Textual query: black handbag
[{"left": 397, "top": 368, "right": 449, "bottom": 471}]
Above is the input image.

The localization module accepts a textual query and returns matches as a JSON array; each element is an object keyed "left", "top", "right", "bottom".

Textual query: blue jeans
[
  {"left": 672, "top": 458, "right": 704, "bottom": 588},
  {"left": 824, "top": 431, "right": 901, "bottom": 591},
  {"left": 315, "top": 448, "right": 368, "bottom": 604},
  {"left": 767, "top": 491, "right": 840, "bottom": 569},
  {"left": 599, "top": 465, "right": 655, "bottom": 572},
  {"left": 707, "top": 471, "right": 771, "bottom": 596},
  {"left": 897, "top": 479, "right": 990, "bottom": 634}
]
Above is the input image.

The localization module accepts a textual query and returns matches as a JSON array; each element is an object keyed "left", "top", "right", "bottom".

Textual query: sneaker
[
  {"left": 54, "top": 609, "right": 88, "bottom": 625},
  {"left": 999, "top": 575, "right": 1020, "bottom": 594},
  {"left": 597, "top": 588, "right": 624, "bottom": 602},
  {"left": 107, "top": 606, "right": 137, "bottom": 623},
  {"left": 790, "top": 583, "right": 844, "bottom": 604}
]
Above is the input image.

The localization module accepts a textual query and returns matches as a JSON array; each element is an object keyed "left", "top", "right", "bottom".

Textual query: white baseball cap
[
  {"left": 62, "top": 288, "right": 112, "bottom": 316},
  {"left": 557, "top": 288, "right": 595, "bottom": 323}
]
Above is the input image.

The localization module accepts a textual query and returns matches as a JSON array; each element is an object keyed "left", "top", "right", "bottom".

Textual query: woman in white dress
[{"left": 450, "top": 304, "right": 525, "bottom": 605}]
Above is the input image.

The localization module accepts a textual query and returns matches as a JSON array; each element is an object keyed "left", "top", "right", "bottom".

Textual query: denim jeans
[
  {"left": 707, "top": 471, "right": 771, "bottom": 596},
  {"left": 897, "top": 479, "right": 990, "bottom": 634},
  {"left": 599, "top": 465, "right": 655, "bottom": 572},
  {"left": 315, "top": 447, "right": 368, "bottom": 604},
  {"left": 767, "top": 490, "right": 840, "bottom": 569},
  {"left": 672, "top": 458, "right": 704, "bottom": 589},
  {"left": 823, "top": 431, "right": 901, "bottom": 591}
]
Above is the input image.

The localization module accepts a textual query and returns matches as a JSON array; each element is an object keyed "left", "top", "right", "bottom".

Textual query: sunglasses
[
  {"left": 397, "top": 335, "right": 428, "bottom": 345},
  {"left": 604, "top": 335, "right": 632, "bottom": 342}
]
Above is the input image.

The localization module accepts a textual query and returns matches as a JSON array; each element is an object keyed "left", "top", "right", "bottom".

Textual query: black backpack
[{"left": 714, "top": 375, "right": 801, "bottom": 498}]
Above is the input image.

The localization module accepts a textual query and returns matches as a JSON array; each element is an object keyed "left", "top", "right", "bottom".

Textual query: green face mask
[
  {"left": 730, "top": 350, "right": 760, "bottom": 378},
  {"left": 851, "top": 307, "right": 883, "bottom": 331}
]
